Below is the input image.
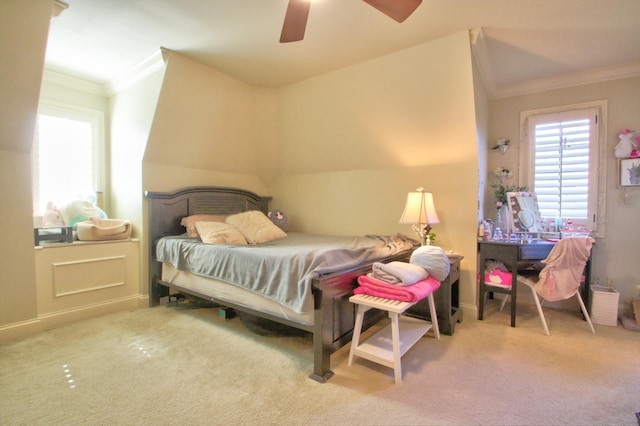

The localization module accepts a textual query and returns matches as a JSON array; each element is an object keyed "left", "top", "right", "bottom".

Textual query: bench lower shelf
[
  {"left": 348, "top": 293, "right": 439, "bottom": 384},
  {"left": 352, "top": 316, "right": 432, "bottom": 368}
]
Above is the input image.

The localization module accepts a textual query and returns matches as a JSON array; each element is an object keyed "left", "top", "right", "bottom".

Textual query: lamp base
[{"left": 411, "top": 223, "right": 433, "bottom": 246}]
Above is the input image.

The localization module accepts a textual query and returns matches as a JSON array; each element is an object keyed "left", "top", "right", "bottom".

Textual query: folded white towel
[
  {"left": 369, "top": 261, "right": 428, "bottom": 286},
  {"left": 410, "top": 245, "right": 450, "bottom": 281}
]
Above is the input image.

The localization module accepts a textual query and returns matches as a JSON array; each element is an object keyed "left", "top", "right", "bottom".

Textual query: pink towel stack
[{"left": 354, "top": 275, "right": 441, "bottom": 303}]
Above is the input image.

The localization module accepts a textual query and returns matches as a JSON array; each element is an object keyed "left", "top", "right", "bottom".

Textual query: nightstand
[{"left": 406, "top": 253, "right": 463, "bottom": 335}]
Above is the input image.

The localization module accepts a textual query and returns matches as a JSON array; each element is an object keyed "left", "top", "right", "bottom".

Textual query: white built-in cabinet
[{"left": 34, "top": 239, "right": 141, "bottom": 329}]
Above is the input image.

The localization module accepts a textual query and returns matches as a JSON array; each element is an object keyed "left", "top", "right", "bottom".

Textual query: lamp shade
[{"left": 399, "top": 189, "right": 440, "bottom": 225}]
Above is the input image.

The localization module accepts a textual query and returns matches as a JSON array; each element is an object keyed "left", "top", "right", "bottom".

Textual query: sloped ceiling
[{"left": 45, "top": 0, "right": 640, "bottom": 97}]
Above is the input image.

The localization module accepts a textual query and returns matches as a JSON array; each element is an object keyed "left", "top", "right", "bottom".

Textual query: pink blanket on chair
[{"left": 354, "top": 275, "right": 441, "bottom": 302}]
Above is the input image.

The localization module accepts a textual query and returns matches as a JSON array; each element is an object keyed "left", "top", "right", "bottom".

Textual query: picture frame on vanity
[{"left": 619, "top": 158, "right": 640, "bottom": 187}]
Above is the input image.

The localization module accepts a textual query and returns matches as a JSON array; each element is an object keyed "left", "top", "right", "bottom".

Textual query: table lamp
[{"left": 399, "top": 187, "right": 440, "bottom": 245}]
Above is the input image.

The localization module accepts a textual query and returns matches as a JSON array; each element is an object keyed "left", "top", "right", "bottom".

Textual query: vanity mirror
[{"left": 506, "top": 192, "right": 542, "bottom": 233}]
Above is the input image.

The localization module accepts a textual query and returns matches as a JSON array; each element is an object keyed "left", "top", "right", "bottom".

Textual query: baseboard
[
  {"left": 137, "top": 294, "right": 149, "bottom": 308},
  {"left": 0, "top": 294, "right": 146, "bottom": 344},
  {"left": 0, "top": 318, "right": 42, "bottom": 344},
  {"left": 460, "top": 302, "right": 477, "bottom": 322}
]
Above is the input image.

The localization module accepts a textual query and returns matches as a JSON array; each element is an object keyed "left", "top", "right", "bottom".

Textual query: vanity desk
[{"left": 477, "top": 239, "right": 593, "bottom": 327}]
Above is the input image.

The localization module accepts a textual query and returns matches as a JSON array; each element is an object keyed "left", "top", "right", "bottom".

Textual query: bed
[{"left": 146, "top": 186, "right": 417, "bottom": 382}]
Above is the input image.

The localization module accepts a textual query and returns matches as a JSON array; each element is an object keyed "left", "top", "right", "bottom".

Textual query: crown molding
[
  {"left": 44, "top": 48, "right": 167, "bottom": 98},
  {"left": 42, "top": 68, "right": 108, "bottom": 96},
  {"left": 469, "top": 28, "right": 497, "bottom": 96},
  {"left": 51, "top": 0, "right": 68, "bottom": 20},
  {"left": 492, "top": 61, "right": 640, "bottom": 99},
  {"left": 470, "top": 28, "right": 640, "bottom": 100},
  {"left": 104, "top": 48, "right": 167, "bottom": 96}
]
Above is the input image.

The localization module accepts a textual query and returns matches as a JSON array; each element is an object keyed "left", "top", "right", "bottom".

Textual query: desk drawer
[{"left": 520, "top": 243, "right": 554, "bottom": 260}]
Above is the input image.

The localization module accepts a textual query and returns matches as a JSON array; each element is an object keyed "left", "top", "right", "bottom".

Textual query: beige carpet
[{"left": 1, "top": 298, "right": 639, "bottom": 426}]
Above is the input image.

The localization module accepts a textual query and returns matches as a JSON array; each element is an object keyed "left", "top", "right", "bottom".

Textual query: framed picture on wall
[{"left": 619, "top": 158, "right": 640, "bottom": 187}]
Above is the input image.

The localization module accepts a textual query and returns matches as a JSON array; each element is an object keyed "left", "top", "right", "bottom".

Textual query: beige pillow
[
  {"left": 181, "top": 214, "right": 228, "bottom": 237},
  {"left": 195, "top": 221, "right": 247, "bottom": 245},
  {"left": 225, "top": 210, "right": 287, "bottom": 244}
]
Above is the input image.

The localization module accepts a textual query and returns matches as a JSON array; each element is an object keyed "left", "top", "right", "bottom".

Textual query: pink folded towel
[
  {"left": 354, "top": 275, "right": 441, "bottom": 302},
  {"left": 484, "top": 269, "right": 512, "bottom": 287}
]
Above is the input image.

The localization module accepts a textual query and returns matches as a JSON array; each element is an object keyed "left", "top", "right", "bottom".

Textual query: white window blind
[
  {"left": 521, "top": 102, "right": 606, "bottom": 236},
  {"left": 533, "top": 117, "right": 591, "bottom": 219}
]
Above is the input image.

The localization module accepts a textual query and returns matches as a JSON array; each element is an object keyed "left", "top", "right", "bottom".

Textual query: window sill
[{"left": 34, "top": 238, "right": 139, "bottom": 250}]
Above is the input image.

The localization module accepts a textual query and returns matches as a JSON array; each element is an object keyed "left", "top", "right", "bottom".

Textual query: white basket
[{"left": 590, "top": 286, "right": 619, "bottom": 326}]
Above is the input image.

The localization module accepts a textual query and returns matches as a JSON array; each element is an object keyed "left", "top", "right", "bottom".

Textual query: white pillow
[
  {"left": 225, "top": 210, "right": 287, "bottom": 244},
  {"left": 409, "top": 245, "right": 450, "bottom": 281},
  {"left": 195, "top": 221, "right": 247, "bottom": 245}
]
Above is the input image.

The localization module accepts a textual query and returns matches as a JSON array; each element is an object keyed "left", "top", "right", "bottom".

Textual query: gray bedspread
[{"left": 156, "top": 232, "right": 417, "bottom": 314}]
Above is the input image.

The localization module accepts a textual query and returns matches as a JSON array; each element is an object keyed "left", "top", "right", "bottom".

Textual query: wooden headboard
[{"left": 145, "top": 186, "right": 272, "bottom": 305}]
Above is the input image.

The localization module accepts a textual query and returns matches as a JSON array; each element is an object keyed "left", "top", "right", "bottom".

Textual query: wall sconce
[
  {"left": 491, "top": 138, "right": 510, "bottom": 155},
  {"left": 399, "top": 187, "right": 440, "bottom": 245}
]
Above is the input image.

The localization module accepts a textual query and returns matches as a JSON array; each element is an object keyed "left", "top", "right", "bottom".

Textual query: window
[
  {"left": 520, "top": 101, "right": 606, "bottom": 236},
  {"left": 32, "top": 100, "right": 105, "bottom": 215}
]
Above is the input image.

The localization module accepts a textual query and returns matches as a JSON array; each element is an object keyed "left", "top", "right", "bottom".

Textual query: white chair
[{"left": 515, "top": 237, "right": 596, "bottom": 336}]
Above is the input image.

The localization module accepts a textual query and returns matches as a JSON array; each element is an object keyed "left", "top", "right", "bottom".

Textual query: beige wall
[
  {"left": 141, "top": 33, "right": 479, "bottom": 315},
  {"left": 144, "top": 50, "right": 268, "bottom": 181},
  {"left": 142, "top": 49, "right": 271, "bottom": 198},
  {"left": 0, "top": 13, "right": 517, "bottom": 337},
  {"left": 488, "top": 76, "right": 640, "bottom": 311},
  {"left": 270, "top": 32, "right": 480, "bottom": 315},
  {"left": 0, "top": 0, "right": 51, "bottom": 336},
  {"left": 3, "top": 2, "right": 635, "bottom": 341},
  {"left": 110, "top": 63, "right": 165, "bottom": 302},
  {"left": 110, "top": 66, "right": 164, "bottom": 227},
  {"left": 141, "top": 51, "right": 273, "bottom": 298}
]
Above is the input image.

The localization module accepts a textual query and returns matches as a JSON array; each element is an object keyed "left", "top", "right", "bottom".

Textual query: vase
[{"left": 493, "top": 206, "right": 507, "bottom": 240}]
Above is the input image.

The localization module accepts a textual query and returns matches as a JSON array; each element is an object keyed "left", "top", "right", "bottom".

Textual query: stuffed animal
[
  {"left": 483, "top": 260, "right": 512, "bottom": 286},
  {"left": 60, "top": 200, "right": 107, "bottom": 229},
  {"left": 632, "top": 136, "right": 640, "bottom": 158},
  {"left": 615, "top": 129, "right": 638, "bottom": 158},
  {"left": 267, "top": 209, "right": 288, "bottom": 232},
  {"left": 42, "top": 201, "right": 65, "bottom": 228}
]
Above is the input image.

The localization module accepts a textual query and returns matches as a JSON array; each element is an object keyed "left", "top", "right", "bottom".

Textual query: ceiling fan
[{"left": 280, "top": 0, "right": 422, "bottom": 43}]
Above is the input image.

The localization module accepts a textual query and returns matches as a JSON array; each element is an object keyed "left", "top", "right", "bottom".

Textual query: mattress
[{"left": 161, "top": 262, "right": 313, "bottom": 326}]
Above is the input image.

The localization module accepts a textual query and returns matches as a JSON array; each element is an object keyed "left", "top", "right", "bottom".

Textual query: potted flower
[{"left": 490, "top": 167, "right": 527, "bottom": 234}]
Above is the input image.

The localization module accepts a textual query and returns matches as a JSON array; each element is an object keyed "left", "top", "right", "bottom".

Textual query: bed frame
[{"left": 146, "top": 186, "right": 410, "bottom": 382}]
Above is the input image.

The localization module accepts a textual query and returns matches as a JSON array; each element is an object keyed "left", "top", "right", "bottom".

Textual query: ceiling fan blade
[
  {"left": 363, "top": 0, "right": 422, "bottom": 23},
  {"left": 280, "top": 0, "right": 311, "bottom": 43}
]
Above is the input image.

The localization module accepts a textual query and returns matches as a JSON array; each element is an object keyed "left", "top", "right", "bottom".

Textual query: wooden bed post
[{"left": 310, "top": 285, "right": 334, "bottom": 382}]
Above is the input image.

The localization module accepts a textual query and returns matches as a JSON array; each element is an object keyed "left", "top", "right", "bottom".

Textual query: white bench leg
[
  {"left": 390, "top": 312, "right": 402, "bottom": 384},
  {"left": 427, "top": 293, "right": 440, "bottom": 340},
  {"left": 348, "top": 304, "right": 368, "bottom": 366}
]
